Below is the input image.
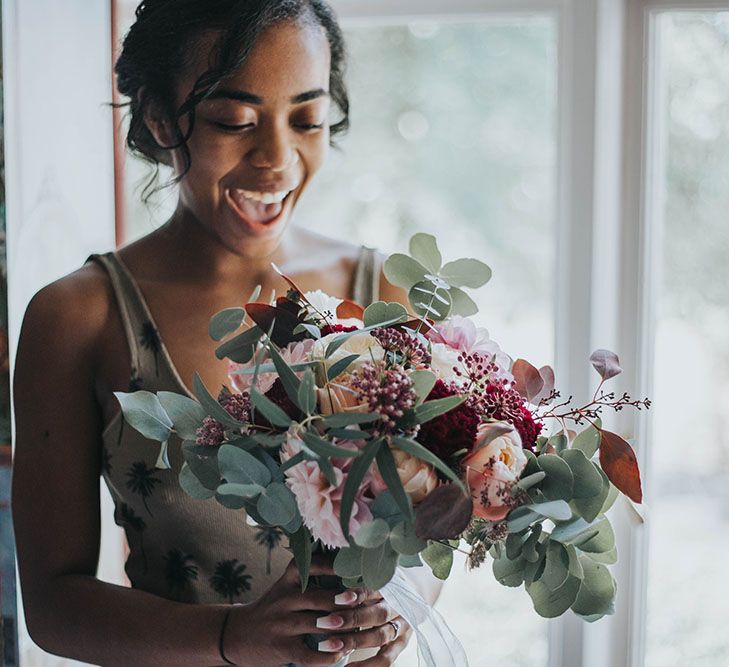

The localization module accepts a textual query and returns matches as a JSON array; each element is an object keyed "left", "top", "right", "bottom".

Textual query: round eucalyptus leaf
[
  {"left": 334, "top": 545, "right": 364, "bottom": 578},
  {"left": 114, "top": 390, "right": 173, "bottom": 442},
  {"left": 217, "top": 482, "right": 264, "bottom": 498},
  {"left": 409, "top": 233, "right": 442, "bottom": 274},
  {"left": 576, "top": 517, "right": 615, "bottom": 554},
  {"left": 570, "top": 556, "right": 616, "bottom": 616},
  {"left": 527, "top": 574, "right": 581, "bottom": 618},
  {"left": 353, "top": 518, "right": 390, "bottom": 548},
  {"left": 573, "top": 420, "right": 602, "bottom": 459},
  {"left": 257, "top": 482, "right": 297, "bottom": 526},
  {"left": 383, "top": 253, "right": 428, "bottom": 290},
  {"left": 542, "top": 540, "right": 570, "bottom": 591},
  {"left": 439, "top": 258, "right": 492, "bottom": 288},
  {"left": 493, "top": 554, "right": 526, "bottom": 587},
  {"left": 218, "top": 445, "right": 271, "bottom": 486},
  {"left": 209, "top": 307, "right": 246, "bottom": 341},
  {"left": 537, "top": 454, "right": 574, "bottom": 501},
  {"left": 561, "top": 449, "right": 604, "bottom": 498},
  {"left": 362, "top": 541, "right": 399, "bottom": 590},
  {"left": 390, "top": 521, "right": 426, "bottom": 555},
  {"left": 448, "top": 287, "right": 479, "bottom": 317},
  {"left": 179, "top": 463, "right": 215, "bottom": 499},
  {"left": 363, "top": 301, "right": 408, "bottom": 327}
]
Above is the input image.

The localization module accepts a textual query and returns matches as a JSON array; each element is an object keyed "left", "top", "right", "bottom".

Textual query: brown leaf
[
  {"left": 532, "top": 365, "right": 555, "bottom": 404},
  {"left": 245, "top": 303, "right": 307, "bottom": 347},
  {"left": 512, "top": 359, "right": 544, "bottom": 403},
  {"left": 336, "top": 299, "right": 365, "bottom": 320},
  {"left": 590, "top": 349, "right": 623, "bottom": 381},
  {"left": 599, "top": 430, "right": 643, "bottom": 503},
  {"left": 415, "top": 484, "right": 473, "bottom": 540}
]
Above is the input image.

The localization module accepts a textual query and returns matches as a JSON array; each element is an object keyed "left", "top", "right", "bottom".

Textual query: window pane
[
  {"left": 297, "top": 20, "right": 556, "bottom": 666},
  {"left": 646, "top": 13, "right": 729, "bottom": 667}
]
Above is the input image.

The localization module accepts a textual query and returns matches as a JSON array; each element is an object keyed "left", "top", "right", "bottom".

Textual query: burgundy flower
[
  {"left": 320, "top": 323, "right": 359, "bottom": 336},
  {"left": 350, "top": 362, "right": 417, "bottom": 432},
  {"left": 417, "top": 379, "right": 479, "bottom": 463},
  {"left": 195, "top": 391, "right": 251, "bottom": 447},
  {"left": 482, "top": 382, "right": 543, "bottom": 451}
]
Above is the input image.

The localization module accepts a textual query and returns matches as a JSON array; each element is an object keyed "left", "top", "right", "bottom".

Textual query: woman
[{"left": 12, "top": 1, "right": 436, "bottom": 664}]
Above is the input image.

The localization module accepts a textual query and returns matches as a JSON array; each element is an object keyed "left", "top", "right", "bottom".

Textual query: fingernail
[
  {"left": 334, "top": 590, "right": 358, "bottom": 605},
  {"left": 318, "top": 638, "right": 345, "bottom": 652},
  {"left": 316, "top": 614, "right": 344, "bottom": 629}
]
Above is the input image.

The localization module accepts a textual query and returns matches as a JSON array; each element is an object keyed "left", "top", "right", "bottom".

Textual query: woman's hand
[
  {"left": 318, "top": 590, "right": 413, "bottom": 665},
  {"left": 223, "top": 556, "right": 354, "bottom": 666}
]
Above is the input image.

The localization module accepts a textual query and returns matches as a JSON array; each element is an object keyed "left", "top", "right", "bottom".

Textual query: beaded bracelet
[{"left": 218, "top": 606, "right": 236, "bottom": 666}]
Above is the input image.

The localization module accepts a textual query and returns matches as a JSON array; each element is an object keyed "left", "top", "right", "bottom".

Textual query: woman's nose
[{"left": 247, "top": 125, "right": 298, "bottom": 172}]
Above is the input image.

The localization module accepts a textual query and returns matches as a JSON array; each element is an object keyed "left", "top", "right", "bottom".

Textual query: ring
[{"left": 387, "top": 619, "right": 401, "bottom": 641}]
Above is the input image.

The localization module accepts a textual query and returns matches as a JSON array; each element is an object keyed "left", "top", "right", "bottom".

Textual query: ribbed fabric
[{"left": 86, "top": 246, "right": 380, "bottom": 604}]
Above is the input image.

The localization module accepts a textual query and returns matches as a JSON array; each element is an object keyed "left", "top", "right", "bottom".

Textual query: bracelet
[{"left": 218, "top": 606, "right": 236, "bottom": 666}]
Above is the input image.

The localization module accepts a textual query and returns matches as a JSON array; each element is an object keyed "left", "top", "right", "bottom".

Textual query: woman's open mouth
[{"left": 224, "top": 186, "right": 297, "bottom": 228}]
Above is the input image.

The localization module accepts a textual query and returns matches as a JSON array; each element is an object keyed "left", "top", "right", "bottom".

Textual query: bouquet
[{"left": 116, "top": 233, "right": 649, "bottom": 642}]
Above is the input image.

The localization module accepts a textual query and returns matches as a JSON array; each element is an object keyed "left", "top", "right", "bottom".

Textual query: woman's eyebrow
[{"left": 206, "top": 88, "right": 329, "bottom": 104}]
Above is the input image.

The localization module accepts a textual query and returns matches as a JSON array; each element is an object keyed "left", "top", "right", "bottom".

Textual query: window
[{"left": 645, "top": 11, "right": 729, "bottom": 666}]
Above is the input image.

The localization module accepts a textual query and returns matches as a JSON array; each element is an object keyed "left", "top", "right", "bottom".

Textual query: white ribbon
[{"left": 380, "top": 568, "right": 469, "bottom": 667}]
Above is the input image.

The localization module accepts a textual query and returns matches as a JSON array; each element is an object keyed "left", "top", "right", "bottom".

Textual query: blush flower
[
  {"left": 463, "top": 424, "right": 528, "bottom": 521},
  {"left": 228, "top": 338, "right": 315, "bottom": 395},
  {"left": 281, "top": 427, "right": 372, "bottom": 548},
  {"left": 369, "top": 447, "right": 438, "bottom": 504}
]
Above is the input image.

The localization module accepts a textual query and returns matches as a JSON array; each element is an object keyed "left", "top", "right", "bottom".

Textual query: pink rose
[
  {"left": 228, "top": 338, "right": 315, "bottom": 394},
  {"left": 463, "top": 423, "right": 527, "bottom": 521}
]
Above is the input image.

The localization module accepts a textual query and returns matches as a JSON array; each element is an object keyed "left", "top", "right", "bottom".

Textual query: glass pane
[
  {"left": 646, "top": 13, "right": 729, "bottom": 667},
  {"left": 296, "top": 20, "right": 556, "bottom": 667}
]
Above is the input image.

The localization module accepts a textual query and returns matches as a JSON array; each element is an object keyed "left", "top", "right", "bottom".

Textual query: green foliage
[
  {"left": 193, "top": 373, "right": 244, "bottom": 429},
  {"left": 363, "top": 301, "right": 409, "bottom": 327},
  {"left": 391, "top": 436, "right": 465, "bottom": 488},
  {"left": 158, "top": 392, "right": 207, "bottom": 440},
  {"left": 214, "top": 325, "right": 262, "bottom": 364},
  {"left": 340, "top": 439, "right": 382, "bottom": 539},
  {"left": 114, "top": 390, "right": 173, "bottom": 442},
  {"left": 218, "top": 445, "right": 271, "bottom": 487},
  {"left": 208, "top": 307, "right": 246, "bottom": 341},
  {"left": 290, "top": 525, "right": 313, "bottom": 591},
  {"left": 409, "top": 370, "right": 437, "bottom": 405},
  {"left": 421, "top": 540, "right": 455, "bottom": 580},
  {"left": 353, "top": 518, "right": 390, "bottom": 548},
  {"left": 375, "top": 445, "right": 414, "bottom": 521},
  {"left": 179, "top": 462, "right": 215, "bottom": 499},
  {"left": 257, "top": 482, "right": 297, "bottom": 526},
  {"left": 249, "top": 388, "right": 292, "bottom": 428},
  {"left": 573, "top": 419, "right": 602, "bottom": 458}
]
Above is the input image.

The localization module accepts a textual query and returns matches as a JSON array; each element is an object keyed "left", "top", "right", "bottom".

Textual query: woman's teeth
[{"left": 234, "top": 188, "right": 290, "bottom": 204}]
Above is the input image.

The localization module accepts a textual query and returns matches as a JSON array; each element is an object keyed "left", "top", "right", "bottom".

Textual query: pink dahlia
[{"left": 281, "top": 429, "right": 373, "bottom": 548}]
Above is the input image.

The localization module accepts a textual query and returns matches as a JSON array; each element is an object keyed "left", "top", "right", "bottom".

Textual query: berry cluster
[
  {"left": 350, "top": 362, "right": 417, "bottom": 432},
  {"left": 371, "top": 327, "right": 431, "bottom": 368}
]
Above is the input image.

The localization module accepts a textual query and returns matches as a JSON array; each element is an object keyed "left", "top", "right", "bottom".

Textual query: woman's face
[{"left": 165, "top": 20, "right": 332, "bottom": 257}]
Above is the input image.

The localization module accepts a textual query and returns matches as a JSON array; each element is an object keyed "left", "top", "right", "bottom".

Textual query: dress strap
[
  {"left": 85, "top": 251, "right": 162, "bottom": 389},
  {"left": 352, "top": 246, "right": 381, "bottom": 307}
]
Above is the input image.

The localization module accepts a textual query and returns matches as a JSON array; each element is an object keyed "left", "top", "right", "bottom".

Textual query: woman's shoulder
[{"left": 21, "top": 257, "right": 117, "bottom": 349}]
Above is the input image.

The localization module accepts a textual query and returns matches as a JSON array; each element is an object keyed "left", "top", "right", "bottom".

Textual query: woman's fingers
[
  {"left": 326, "top": 599, "right": 399, "bottom": 631},
  {"left": 355, "top": 621, "right": 412, "bottom": 666},
  {"left": 320, "top": 617, "right": 404, "bottom": 653},
  {"left": 288, "top": 586, "right": 367, "bottom": 612}
]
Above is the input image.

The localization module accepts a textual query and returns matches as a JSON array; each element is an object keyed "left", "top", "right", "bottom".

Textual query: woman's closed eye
[{"left": 210, "top": 120, "right": 325, "bottom": 132}]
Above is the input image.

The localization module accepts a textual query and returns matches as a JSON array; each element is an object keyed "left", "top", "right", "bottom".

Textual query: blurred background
[{"left": 1, "top": 1, "right": 728, "bottom": 665}]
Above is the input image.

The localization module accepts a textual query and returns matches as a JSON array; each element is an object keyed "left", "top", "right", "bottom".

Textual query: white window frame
[{"left": 332, "top": 1, "right": 726, "bottom": 666}]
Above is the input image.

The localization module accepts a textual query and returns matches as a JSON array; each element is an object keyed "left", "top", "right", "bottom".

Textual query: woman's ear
[{"left": 139, "top": 86, "right": 175, "bottom": 149}]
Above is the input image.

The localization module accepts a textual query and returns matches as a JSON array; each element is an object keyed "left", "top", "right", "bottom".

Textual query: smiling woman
[{"left": 10, "top": 1, "right": 430, "bottom": 666}]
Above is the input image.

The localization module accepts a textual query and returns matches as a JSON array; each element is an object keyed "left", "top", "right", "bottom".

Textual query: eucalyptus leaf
[
  {"left": 340, "top": 440, "right": 382, "bottom": 539},
  {"left": 565, "top": 543, "right": 584, "bottom": 579},
  {"left": 155, "top": 440, "right": 171, "bottom": 470},
  {"left": 584, "top": 545, "right": 618, "bottom": 564},
  {"left": 192, "top": 373, "right": 243, "bottom": 430},
  {"left": 439, "top": 258, "right": 492, "bottom": 288},
  {"left": 250, "top": 388, "right": 292, "bottom": 428},
  {"left": 218, "top": 445, "right": 271, "bottom": 486},
  {"left": 570, "top": 556, "right": 617, "bottom": 616},
  {"left": 362, "top": 541, "right": 399, "bottom": 590},
  {"left": 363, "top": 301, "right": 408, "bottom": 327},
  {"left": 290, "top": 525, "right": 313, "bottom": 591},
  {"left": 493, "top": 553, "right": 526, "bottom": 587},
  {"left": 561, "top": 449, "right": 604, "bottom": 498},
  {"left": 447, "top": 287, "right": 479, "bottom": 317},
  {"left": 376, "top": 445, "right": 414, "bottom": 521},
  {"left": 398, "top": 553, "right": 423, "bottom": 568},
  {"left": 209, "top": 307, "right": 246, "bottom": 341},
  {"left": 298, "top": 369, "right": 317, "bottom": 414},
  {"left": 114, "top": 390, "right": 173, "bottom": 442},
  {"left": 522, "top": 525, "right": 543, "bottom": 562},
  {"left": 409, "top": 233, "right": 442, "bottom": 274},
  {"left": 527, "top": 574, "right": 581, "bottom": 618},
  {"left": 324, "top": 412, "right": 381, "bottom": 428},
  {"left": 390, "top": 521, "right": 426, "bottom": 555},
  {"left": 182, "top": 442, "right": 220, "bottom": 490},
  {"left": 158, "top": 391, "right": 207, "bottom": 441},
  {"left": 353, "top": 518, "right": 390, "bottom": 548},
  {"left": 514, "top": 471, "right": 547, "bottom": 493},
  {"left": 179, "top": 462, "right": 216, "bottom": 499},
  {"left": 537, "top": 454, "right": 574, "bottom": 501},
  {"left": 412, "top": 395, "right": 466, "bottom": 425},
  {"left": 383, "top": 253, "right": 428, "bottom": 290},
  {"left": 327, "top": 354, "right": 361, "bottom": 381},
  {"left": 576, "top": 517, "right": 615, "bottom": 554},
  {"left": 301, "top": 432, "right": 361, "bottom": 459},
  {"left": 525, "top": 500, "right": 572, "bottom": 521},
  {"left": 257, "top": 482, "right": 297, "bottom": 526},
  {"left": 214, "top": 325, "right": 262, "bottom": 363},
  {"left": 267, "top": 342, "right": 302, "bottom": 409},
  {"left": 409, "top": 370, "right": 437, "bottom": 405},
  {"left": 573, "top": 419, "right": 602, "bottom": 459},
  {"left": 216, "top": 482, "right": 264, "bottom": 498},
  {"left": 334, "top": 545, "right": 364, "bottom": 578},
  {"left": 421, "top": 540, "right": 454, "bottom": 580},
  {"left": 542, "top": 540, "right": 570, "bottom": 590},
  {"left": 410, "top": 281, "right": 452, "bottom": 321},
  {"left": 506, "top": 506, "right": 541, "bottom": 533}
]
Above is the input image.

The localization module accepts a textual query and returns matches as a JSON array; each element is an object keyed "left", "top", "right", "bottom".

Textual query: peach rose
[
  {"left": 463, "top": 423, "right": 527, "bottom": 521},
  {"left": 370, "top": 447, "right": 438, "bottom": 505},
  {"left": 317, "top": 376, "right": 368, "bottom": 415}
]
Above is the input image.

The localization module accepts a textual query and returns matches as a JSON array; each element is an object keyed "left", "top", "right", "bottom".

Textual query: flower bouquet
[{"left": 116, "top": 233, "right": 649, "bottom": 661}]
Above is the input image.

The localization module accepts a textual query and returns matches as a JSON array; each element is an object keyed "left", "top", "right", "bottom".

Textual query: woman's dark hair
[{"left": 115, "top": 0, "right": 349, "bottom": 199}]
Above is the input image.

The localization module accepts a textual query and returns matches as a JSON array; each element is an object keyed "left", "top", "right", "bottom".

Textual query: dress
[{"left": 85, "top": 246, "right": 381, "bottom": 605}]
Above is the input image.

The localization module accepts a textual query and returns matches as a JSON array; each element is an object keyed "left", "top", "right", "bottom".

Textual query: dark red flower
[
  {"left": 263, "top": 378, "right": 303, "bottom": 421},
  {"left": 320, "top": 323, "right": 359, "bottom": 336},
  {"left": 417, "top": 379, "right": 479, "bottom": 463},
  {"left": 483, "top": 382, "right": 543, "bottom": 451}
]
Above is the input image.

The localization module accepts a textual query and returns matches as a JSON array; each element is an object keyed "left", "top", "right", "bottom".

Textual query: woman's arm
[{"left": 12, "top": 273, "right": 233, "bottom": 666}]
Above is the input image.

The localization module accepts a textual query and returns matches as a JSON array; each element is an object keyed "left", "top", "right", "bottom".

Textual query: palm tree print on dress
[
  {"left": 101, "top": 447, "right": 112, "bottom": 476},
  {"left": 128, "top": 365, "right": 144, "bottom": 392},
  {"left": 163, "top": 548, "right": 198, "bottom": 600},
  {"left": 125, "top": 461, "right": 162, "bottom": 516},
  {"left": 139, "top": 320, "right": 162, "bottom": 377},
  {"left": 254, "top": 525, "right": 283, "bottom": 575},
  {"left": 209, "top": 559, "right": 252, "bottom": 603},
  {"left": 118, "top": 502, "right": 148, "bottom": 574}
]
